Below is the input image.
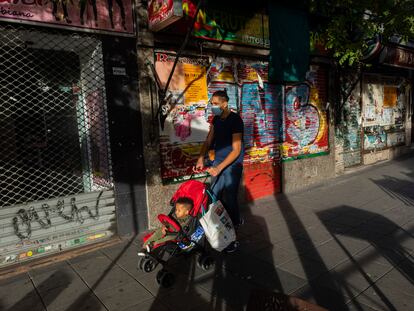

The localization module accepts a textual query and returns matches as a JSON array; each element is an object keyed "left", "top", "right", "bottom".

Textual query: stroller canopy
[{"left": 171, "top": 180, "right": 208, "bottom": 217}]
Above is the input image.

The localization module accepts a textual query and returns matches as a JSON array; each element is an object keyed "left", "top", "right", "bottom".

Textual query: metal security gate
[{"left": 0, "top": 24, "right": 116, "bottom": 268}]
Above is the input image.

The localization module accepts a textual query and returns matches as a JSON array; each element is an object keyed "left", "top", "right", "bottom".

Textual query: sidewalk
[{"left": 1, "top": 155, "right": 413, "bottom": 311}]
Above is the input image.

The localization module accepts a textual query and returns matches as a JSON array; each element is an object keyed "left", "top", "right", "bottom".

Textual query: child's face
[{"left": 175, "top": 203, "right": 191, "bottom": 219}]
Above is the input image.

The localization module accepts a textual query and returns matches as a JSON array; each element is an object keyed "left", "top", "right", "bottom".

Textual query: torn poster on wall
[
  {"left": 362, "top": 80, "right": 407, "bottom": 151},
  {"left": 282, "top": 68, "right": 329, "bottom": 160},
  {"left": 238, "top": 59, "right": 282, "bottom": 164},
  {"left": 155, "top": 51, "right": 210, "bottom": 182}
]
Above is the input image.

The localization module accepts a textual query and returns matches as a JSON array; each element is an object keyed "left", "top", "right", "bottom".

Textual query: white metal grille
[{"left": 0, "top": 23, "right": 113, "bottom": 209}]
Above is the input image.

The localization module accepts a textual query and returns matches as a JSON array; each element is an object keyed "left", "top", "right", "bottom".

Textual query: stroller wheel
[
  {"left": 157, "top": 270, "right": 175, "bottom": 288},
  {"left": 198, "top": 255, "right": 214, "bottom": 271},
  {"left": 142, "top": 257, "right": 157, "bottom": 273}
]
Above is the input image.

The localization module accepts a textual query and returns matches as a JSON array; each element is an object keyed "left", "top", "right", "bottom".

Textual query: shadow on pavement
[
  {"left": 317, "top": 205, "right": 414, "bottom": 311},
  {"left": 65, "top": 238, "right": 137, "bottom": 311},
  {"left": 10, "top": 270, "right": 72, "bottom": 311}
]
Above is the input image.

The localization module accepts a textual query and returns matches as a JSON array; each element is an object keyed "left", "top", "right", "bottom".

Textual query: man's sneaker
[{"left": 224, "top": 241, "right": 239, "bottom": 253}]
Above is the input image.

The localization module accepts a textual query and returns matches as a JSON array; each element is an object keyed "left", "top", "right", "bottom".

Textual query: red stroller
[{"left": 137, "top": 180, "right": 215, "bottom": 287}]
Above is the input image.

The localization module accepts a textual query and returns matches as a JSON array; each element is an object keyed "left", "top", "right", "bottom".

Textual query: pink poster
[{"left": 0, "top": 0, "right": 134, "bottom": 35}]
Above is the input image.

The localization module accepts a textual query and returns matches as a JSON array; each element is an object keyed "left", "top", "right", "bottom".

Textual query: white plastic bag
[{"left": 200, "top": 200, "right": 236, "bottom": 251}]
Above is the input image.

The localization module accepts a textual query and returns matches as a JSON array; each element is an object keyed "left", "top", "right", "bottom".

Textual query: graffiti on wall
[
  {"left": 13, "top": 191, "right": 102, "bottom": 240},
  {"left": 339, "top": 72, "right": 362, "bottom": 167},
  {"left": 238, "top": 60, "right": 282, "bottom": 164},
  {"left": 156, "top": 53, "right": 329, "bottom": 185},
  {"left": 283, "top": 76, "right": 329, "bottom": 160},
  {"left": 0, "top": 190, "right": 112, "bottom": 267}
]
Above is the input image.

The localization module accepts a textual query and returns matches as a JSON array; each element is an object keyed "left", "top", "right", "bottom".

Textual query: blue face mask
[{"left": 211, "top": 105, "right": 223, "bottom": 116}]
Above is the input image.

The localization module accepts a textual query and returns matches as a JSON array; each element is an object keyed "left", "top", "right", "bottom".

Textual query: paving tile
[
  {"left": 329, "top": 214, "right": 369, "bottom": 229},
  {"left": 153, "top": 285, "right": 213, "bottom": 311},
  {"left": 69, "top": 255, "right": 138, "bottom": 293},
  {"left": 346, "top": 300, "right": 381, "bottom": 311},
  {"left": 356, "top": 285, "right": 413, "bottom": 311},
  {"left": 238, "top": 234, "right": 273, "bottom": 254},
  {"left": 250, "top": 267, "right": 307, "bottom": 295},
  {"left": 351, "top": 246, "right": 397, "bottom": 268},
  {"left": 37, "top": 279, "right": 95, "bottom": 311},
  {"left": 278, "top": 257, "right": 329, "bottom": 281},
  {"left": 348, "top": 252, "right": 394, "bottom": 282},
  {"left": 312, "top": 260, "right": 383, "bottom": 300},
  {"left": 222, "top": 253, "right": 279, "bottom": 281},
  {"left": 376, "top": 268, "right": 414, "bottom": 297},
  {"left": 95, "top": 280, "right": 153, "bottom": 311},
  {"left": 122, "top": 298, "right": 171, "bottom": 311},
  {"left": 236, "top": 219, "right": 269, "bottom": 238},
  {"left": 253, "top": 245, "right": 299, "bottom": 267},
  {"left": 333, "top": 235, "right": 372, "bottom": 256},
  {"left": 30, "top": 266, "right": 78, "bottom": 292},
  {"left": 53, "top": 294, "right": 106, "bottom": 311},
  {"left": 301, "top": 241, "right": 354, "bottom": 270},
  {"left": 196, "top": 269, "right": 256, "bottom": 308},
  {"left": 345, "top": 227, "right": 387, "bottom": 243},
  {"left": 294, "top": 227, "right": 334, "bottom": 246},
  {"left": 382, "top": 228, "right": 414, "bottom": 253},
  {"left": 0, "top": 274, "right": 45, "bottom": 311},
  {"left": 134, "top": 265, "right": 203, "bottom": 299},
  {"left": 274, "top": 236, "right": 317, "bottom": 254},
  {"left": 291, "top": 283, "right": 350, "bottom": 311}
]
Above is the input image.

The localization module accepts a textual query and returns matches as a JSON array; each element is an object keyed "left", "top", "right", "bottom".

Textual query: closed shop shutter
[{"left": 0, "top": 24, "right": 116, "bottom": 268}]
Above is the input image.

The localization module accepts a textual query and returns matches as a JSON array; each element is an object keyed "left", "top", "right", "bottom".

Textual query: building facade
[{"left": 139, "top": 0, "right": 337, "bottom": 227}]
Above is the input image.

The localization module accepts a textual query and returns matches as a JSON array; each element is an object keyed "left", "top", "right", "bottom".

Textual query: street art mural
[
  {"left": 155, "top": 54, "right": 329, "bottom": 195},
  {"left": 238, "top": 60, "right": 282, "bottom": 164},
  {"left": 283, "top": 76, "right": 329, "bottom": 160},
  {"left": 156, "top": 54, "right": 284, "bottom": 188}
]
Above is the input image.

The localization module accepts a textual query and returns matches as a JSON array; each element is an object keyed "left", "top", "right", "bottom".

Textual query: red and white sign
[{"left": 148, "top": 0, "right": 182, "bottom": 31}]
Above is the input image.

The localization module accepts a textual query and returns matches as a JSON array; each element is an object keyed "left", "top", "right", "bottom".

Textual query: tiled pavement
[{"left": 1, "top": 155, "right": 414, "bottom": 311}]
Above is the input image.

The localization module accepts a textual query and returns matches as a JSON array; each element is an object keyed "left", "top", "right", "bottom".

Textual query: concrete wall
[
  {"left": 282, "top": 122, "right": 336, "bottom": 193},
  {"left": 136, "top": 1, "right": 178, "bottom": 229}
]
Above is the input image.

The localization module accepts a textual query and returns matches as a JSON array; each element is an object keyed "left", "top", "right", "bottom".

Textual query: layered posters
[
  {"left": 155, "top": 51, "right": 210, "bottom": 183},
  {"left": 282, "top": 68, "right": 329, "bottom": 160},
  {"left": 362, "top": 83, "right": 406, "bottom": 149},
  {"left": 0, "top": 0, "right": 134, "bottom": 34}
]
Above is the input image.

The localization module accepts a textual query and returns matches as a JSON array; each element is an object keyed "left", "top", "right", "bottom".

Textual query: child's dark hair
[
  {"left": 212, "top": 89, "right": 229, "bottom": 102},
  {"left": 175, "top": 197, "right": 194, "bottom": 209}
]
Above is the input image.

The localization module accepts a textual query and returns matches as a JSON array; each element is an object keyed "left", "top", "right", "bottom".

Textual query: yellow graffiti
[{"left": 310, "top": 86, "right": 328, "bottom": 143}]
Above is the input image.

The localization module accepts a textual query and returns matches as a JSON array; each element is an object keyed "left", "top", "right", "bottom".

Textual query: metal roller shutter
[{"left": 0, "top": 24, "right": 116, "bottom": 268}]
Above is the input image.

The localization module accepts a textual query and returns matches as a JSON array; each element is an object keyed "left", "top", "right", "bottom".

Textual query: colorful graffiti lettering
[{"left": 283, "top": 82, "right": 329, "bottom": 159}]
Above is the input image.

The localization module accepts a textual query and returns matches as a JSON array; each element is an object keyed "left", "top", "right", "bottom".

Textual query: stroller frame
[{"left": 137, "top": 178, "right": 215, "bottom": 288}]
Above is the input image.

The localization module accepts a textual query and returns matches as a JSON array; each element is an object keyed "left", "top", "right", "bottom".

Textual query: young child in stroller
[
  {"left": 140, "top": 197, "right": 193, "bottom": 252},
  {"left": 137, "top": 180, "right": 214, "bottom": 287}
]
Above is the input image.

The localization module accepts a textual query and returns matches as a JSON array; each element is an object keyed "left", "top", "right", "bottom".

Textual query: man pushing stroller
[{"left": 194, "top": 89, "right": 244, "bottom": 253}]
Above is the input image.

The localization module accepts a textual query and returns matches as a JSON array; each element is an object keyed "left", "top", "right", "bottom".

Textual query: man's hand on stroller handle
[{"left": 193, "top": 157, "right": 205, "bottom": 173}]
